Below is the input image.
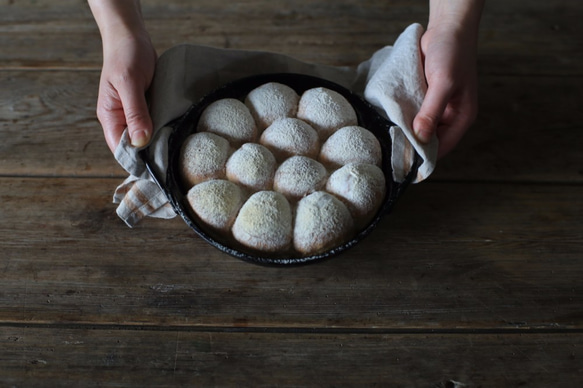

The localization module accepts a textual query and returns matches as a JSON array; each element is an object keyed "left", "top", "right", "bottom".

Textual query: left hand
[{"left": 96, "top": 32, "right": 157, "bottom": 153}]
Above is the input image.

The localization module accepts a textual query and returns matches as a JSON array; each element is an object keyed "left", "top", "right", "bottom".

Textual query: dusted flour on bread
[
  {"left": 226, "top": 143, "right": 276, "bottom": 192},
  {"left": 245, "top": 82, "right": 300, "bottom": 130},
  {"left": 293, "top": 191, "right": 354, "bottom": 255},
  {"left": 297, "top": 87, "right": 358, "bottom": 140},
  {"left": 260, "top": 118, "right": 320, "bottom": 162},
  {"left": 187, "top": 179, "right": 245, "bottom": 232},
  {"left": 326, "top": 163, "right": 386, "bottom": 228},
  {"left": 197, "top": 98, "right": 258, "bottom": 146},
  {"left": 232, "top": 191, "right": 293, "bottom": 252},
  {"left": 319, "top": 126, "right": 382, "bottom": 169},
  {"left": 274, "top": 156, "right": 328, "bottom": 202},
  {"left": 179, "top": 132, "right": 231, "bottom": 188}
]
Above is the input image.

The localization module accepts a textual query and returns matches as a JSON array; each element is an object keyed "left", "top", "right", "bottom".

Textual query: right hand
[
  {"left": 412, "top": 0, "right": 484, "bottom": 158},
  {"left": 412, "top": 21, "right": 479, "bottom": 158}
]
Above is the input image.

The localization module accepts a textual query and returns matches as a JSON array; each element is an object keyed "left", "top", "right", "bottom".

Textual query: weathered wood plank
[
  {"left": 1, "top": 71, "right": 581, "bottom": 182},
  {"left": 1, "top": 326, "right": 581, "bottom": 387},
  {"left": 0, "top": 71, "right": 124, "bottom": 177},
  {"left": 0, "top": 0, "right": 426, "bottom": 69},
  {"left": 478, "top": 0, "right": 583, "bottom": 76},
  {"left": 0, "top": 0, "right": 581, "bottom": 75},
  {"left": 433, "top": 75, "right": 583, "bottom": 182},
  {"left": 1, "top": 177, "right": 582, "bottom": 328}
]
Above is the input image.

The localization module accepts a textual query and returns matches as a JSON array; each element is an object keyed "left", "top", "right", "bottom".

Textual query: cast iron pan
[{"left": 141, "top": 73, "right": 420, "bottom": 266}]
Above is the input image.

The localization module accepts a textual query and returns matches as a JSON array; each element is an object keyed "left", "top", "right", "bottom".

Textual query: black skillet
[{"left": 141, "top": 73, "right": 420, "bottom": 266}]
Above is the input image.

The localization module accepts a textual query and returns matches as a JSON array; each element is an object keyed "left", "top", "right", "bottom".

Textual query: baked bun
[
  {"left": 226, "top": 143, "right": 276, "bottom": 191},
  {"left": 232, "top": 191, "right": 293, "bottom": 252},
  {"left": 186, "top": 179, "right": 245, "bottom": 232},
  {"left": 319, "top": 126, "right": 382, "bottom": 169},
  {"left": 245, "top": 82, "right": 300, "bottom": 130},
  {"left": 274, "top": 156, "right": 328, "bottom": 202},
  {"left": 259, "top": 118, "right": 320, "bottom": 162},
  {"left": 293, "top": 191, "right": 354, "bottom": 255},
  {"left": 326, "top": 163, "right": 386, "bottom": 227},
  {"left": 197, "top": 98, "right": 258, "bottom": 146},
  {"left": 180, "top": 132, "right": 231, "bottom": 188},
  {"left": 297, "top": 87, "right": 358, "bottom": 140}
]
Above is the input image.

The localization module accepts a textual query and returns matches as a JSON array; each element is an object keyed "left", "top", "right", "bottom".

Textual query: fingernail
[{"left": 131, "top": 130, "right": 150, "bottom": 148}]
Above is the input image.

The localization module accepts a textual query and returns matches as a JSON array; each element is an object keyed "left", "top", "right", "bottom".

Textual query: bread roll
[
  {"left": 232, "top": 191, "right": 293, "bottom": 252},
  {"left": 245, "top": 82, "right": 300, "bottom": 130},
  {"left": 226, "top": 143, "right": 276, "bottom": 191},
  {"left": 197, "top": 98, "right": 258, "bottom": 146},
  {"left": 179, "top": 132, "right": 231, "bottom": 188},
  {"left": 319, "top": 125, "right": 382, "bottom": 169},
  {"left": 274, "top": 156, "right": 327, "bottom": 202},
  {"left": 186, "top": 180, "right": 245, "bottom": 232},
  {"left": 259, "top": 118, "right": 320, "bottom": 162},
  {"left": 297, "top": 87, "right": 358, "bottom": 140},
  {"left": 293, "top": 191, "right": 354, "bottom": 255},
  {"left": 326, "top": 163, "right": 386, "bottom": 227}
]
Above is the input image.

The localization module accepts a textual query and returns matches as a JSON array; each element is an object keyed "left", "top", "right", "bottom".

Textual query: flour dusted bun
[
  {"left": 180, "top": 132, "right": 231, "bottom": 188},
  {"left": 226, "top": 143, "right": 276, "bottom": 191},
  {"left": 197, "top": 98, "right": 258, "bottom": 146},
  {"left": 232, "top": 191, "right": 293, "bottom": 252},
  {"left": 326, "top": 163, "right": 386, "bottom": 227},
  {"left": 245, "top": 82, "right": 300, "bottom": 130},
  {"left": 319, "top": 126, "right": 382, "bottom": 169},
  {"left": 274, "top": 156, "right": 328, "bottom": 202},
  {"left": 259, "top": 118, "right": 320, "bottom": 162},
  {"left": 186, "top": 180, "right": 245, "bottom": 232},
  {"left": 293, "top": 191, "right": 354, "bottom": 255},
  {"left": 297, "top": 87, "right": 358, "bottom": 140}
]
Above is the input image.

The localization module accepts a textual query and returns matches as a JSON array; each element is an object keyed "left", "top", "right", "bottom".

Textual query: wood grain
[
  {"left": 2, "top": 177, "right": 581, "bottom": 329},
  {"left": 0, "top": 0, "right": 581, "bottom": 75},
  {"left": 0, "top": 71, "right": 123, "bottom": 177},
  {"left": 434, "top": 75, "right": 583, "bottom": 183},
  {"left": 1, "top": 326, "right": 581, "bottom": 387}
]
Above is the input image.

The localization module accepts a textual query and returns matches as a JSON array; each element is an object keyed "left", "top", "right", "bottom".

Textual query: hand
[
  {"left": 413, "top": 1, "right": 483, "bottom": 159},
  {"left": 97, "top": 32, "right": 157, "bottom": 153}
]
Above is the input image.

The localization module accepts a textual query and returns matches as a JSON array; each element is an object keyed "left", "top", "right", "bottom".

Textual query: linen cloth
[{"left": 113, "top": 23, "right": 438, "bottom": 227}]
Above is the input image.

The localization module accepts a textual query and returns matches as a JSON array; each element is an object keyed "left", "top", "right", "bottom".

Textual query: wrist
[
  {"left": 427, "top": 0, "right": 484, "bottom": 36},
  {"left": 88, "top": 0, "right": 148, "bottom": 42}
]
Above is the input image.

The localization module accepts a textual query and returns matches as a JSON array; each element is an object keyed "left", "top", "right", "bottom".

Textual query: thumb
[
  {"left": 118, "top": 82, "right": 153, "bottom": 148},
  {"left": 413, "top": 79, "right": 452, "bottom": 144}
]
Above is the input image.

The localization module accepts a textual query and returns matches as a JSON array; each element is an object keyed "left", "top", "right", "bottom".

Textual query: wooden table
[{"left": 1, "top": 1, "right": 582, "bottom": 386}]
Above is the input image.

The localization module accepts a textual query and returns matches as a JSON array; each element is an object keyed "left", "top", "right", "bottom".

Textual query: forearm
[{"left": 88, "top": 0, "right": 148, "bottom": 43}]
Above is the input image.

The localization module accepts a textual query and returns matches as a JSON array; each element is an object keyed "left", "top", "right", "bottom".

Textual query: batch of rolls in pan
[{"left": 179, "top": 82, "right": 386, "bottom": 256}]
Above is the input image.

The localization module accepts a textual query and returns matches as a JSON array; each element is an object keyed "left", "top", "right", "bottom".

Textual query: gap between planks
[{"left": 1, "top": 321, "right": 582, "bottom": 335}]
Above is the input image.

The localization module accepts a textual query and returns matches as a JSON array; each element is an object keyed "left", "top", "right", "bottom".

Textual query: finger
[
  {"left": 413, "top": 78, "right": 453, "bottom": 144},
  {"left": 436, "top": 103, "right": 477, "bottom": 159},
  {"left": 96, "top": 89, "right": 126, "bottom": 153},
  {"left": 436, "top": 121, "right": 464, "bottom": 159},
  {"left": 117, "top": 79, "right": 153, "bottom": 148}
]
